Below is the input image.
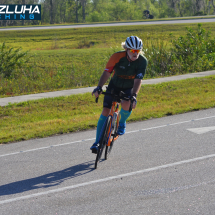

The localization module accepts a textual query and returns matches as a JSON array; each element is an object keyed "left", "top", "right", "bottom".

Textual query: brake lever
[{"left": 129, "top": 97, "right": 133, "bottom": 112}]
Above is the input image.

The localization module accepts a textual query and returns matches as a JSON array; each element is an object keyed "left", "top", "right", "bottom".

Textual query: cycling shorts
[{"left": 103, "top": 80, "right": 132, "bottom": 109}]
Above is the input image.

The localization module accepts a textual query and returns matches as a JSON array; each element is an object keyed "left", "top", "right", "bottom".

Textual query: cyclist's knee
[
  {"left": 121, "top": 100, "right": 130, "bottom": 111},
  {"left": 101, "top": 108, "right": 110, "bottom": 117}
]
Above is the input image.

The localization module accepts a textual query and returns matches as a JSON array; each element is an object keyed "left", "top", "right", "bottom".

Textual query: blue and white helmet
[{"left": 125, "top": 36, "right": 143, "bottom": 50}]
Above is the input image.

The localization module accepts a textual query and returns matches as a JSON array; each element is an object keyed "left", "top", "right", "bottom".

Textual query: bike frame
[
  {"left": 106, "top": 100, "right": 120, "bottom": 147},
  {"left": 94, "top": 90, "right": 133, "bottom": 168},
  {"left": 97, "top": 91, "right": 132, "bottom": 147}
]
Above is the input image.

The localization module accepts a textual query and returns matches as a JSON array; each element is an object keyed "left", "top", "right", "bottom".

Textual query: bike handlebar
[{"left": 95, "top": 91, "right": 133, "bottom": 112}]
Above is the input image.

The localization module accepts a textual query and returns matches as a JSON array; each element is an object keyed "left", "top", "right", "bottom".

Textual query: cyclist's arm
[
  {"left": 97, "top": 71, "right": 111, "bottom": 87},
  {"left": 133, "top": 55, "right": 147, "bottom": 95},
  {"left": 130, "top": 79, "right": 142, "bottom": 109},
  {"left": 97, "top": 52, "right": 119, "bottom": 87},
  {"left": 92, "top": 71, "right": 111, "bottom": 98},
  {"left": 132, "top": 79, "right": 142, "bottom": 96}
]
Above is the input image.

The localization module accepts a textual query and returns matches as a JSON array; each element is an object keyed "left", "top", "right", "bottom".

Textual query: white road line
[
  {"left": 0, "top": 153, "right": 215, "bottom": 205},
  {"left": 0, "top": 116, "right": 215, "bottom": 158},
  {"left": 1, "top": 115, "right": 215, "bottom": 158},
  {"left": 125, "top": 115, "right": 215, "bottom": 134},
  {"left": 126, "top": 124, "right": 168, "bottom": 134},
  {"left": 0, "top": 138, "right": 96, "bottom": 158},
  {"left": 188, "top": 126, "right": 215, "bottom": 134}
]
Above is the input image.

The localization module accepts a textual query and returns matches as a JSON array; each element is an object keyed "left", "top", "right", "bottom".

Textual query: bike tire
[
  {"left": 105, "top": 113, "right": 119, "bottom": 160},
  {"left": 95, "top": 116, "right": 112, "bottom": 169}
]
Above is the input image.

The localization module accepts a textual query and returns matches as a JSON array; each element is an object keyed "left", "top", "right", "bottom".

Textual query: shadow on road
[{"left": 0, "top": 160, "right": 94, "bottom": 196}]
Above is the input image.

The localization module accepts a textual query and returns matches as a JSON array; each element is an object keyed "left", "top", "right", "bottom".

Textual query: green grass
[
  {"left": 1, "top": 23, "right": 215, "bottom": 97},
  {"left": 0, "top": 48, "right": 114, "bottom": 97},
  {"left": 0, "top": 22, "right": 215, "bottom": 98},
  {"left": 1, "top": 23, "right": 215, "bottom": 51},
  {"left": 0, "top": 75, "right": 215, "bottom": 144}
]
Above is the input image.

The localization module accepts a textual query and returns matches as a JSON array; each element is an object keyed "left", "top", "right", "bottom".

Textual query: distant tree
[
  {"left": 211, "top": 0, "right": 215, "bottom": 14},
  {"left": 0, "top": 0, "right": 211, "bottom": 25},
  {"left": 80, "top": 0, "right": 87, "bottom": 22},
  {"left": 50, "top": 0, "right": 54, "bottom": 24}
]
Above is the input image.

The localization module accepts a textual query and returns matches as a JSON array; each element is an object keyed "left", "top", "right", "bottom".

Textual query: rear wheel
[{"left": 95, "top": 116, "right": 112, "bottom": 169}]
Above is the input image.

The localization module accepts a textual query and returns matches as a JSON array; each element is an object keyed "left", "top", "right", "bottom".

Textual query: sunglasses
[{"left": 129, "top": 49, "right": 140, "bottom": 54}]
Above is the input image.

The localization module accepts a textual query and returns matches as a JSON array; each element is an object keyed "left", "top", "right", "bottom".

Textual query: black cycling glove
[{"left": 93, "top": 86, "right": 102, "bottom": 94}]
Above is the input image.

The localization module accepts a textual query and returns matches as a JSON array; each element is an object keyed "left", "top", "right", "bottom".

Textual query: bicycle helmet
[{"left": 125, "top": 36, "right": 143, "bottom": 50}]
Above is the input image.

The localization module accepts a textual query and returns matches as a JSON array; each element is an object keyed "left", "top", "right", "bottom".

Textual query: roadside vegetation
[
  {"left": 0, "top": 23, "right": 215, "bottom": 97},
  {"left": 0, "top": 76, "right": 214, "bottom": 144},
  {"left": 0, "top": 23, "right": 214, "bottom": 51},
  {"left": 1, "top": 0, "right": 214, "bottom": 26}
]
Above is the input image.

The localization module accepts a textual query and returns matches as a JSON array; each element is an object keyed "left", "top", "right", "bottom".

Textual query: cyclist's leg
[
  {"left": 95, "top": 108, "right": 110, "bottom": 142},
  {"left": 118, "top": 104, "right": 132, "bottom": 135},
  {"left": 90, "top": 87, "right": 113, "bottom": 152},
  {"left": 118, "top": 88, "right": 132, "bottom": 135},
  {"left": 121, "top": 100, "right": 130, "bottom": 111},
  {"left": 95, "top": 90, "right": 114, "bottom": 141}
]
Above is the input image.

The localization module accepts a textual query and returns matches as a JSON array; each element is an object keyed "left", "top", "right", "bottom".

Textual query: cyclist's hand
[
  {"left": 131, "top": 94, "right": 137, "bottom": 109},
  {"left": 92, "top": 86, "right": 102, "bottom": 98}
]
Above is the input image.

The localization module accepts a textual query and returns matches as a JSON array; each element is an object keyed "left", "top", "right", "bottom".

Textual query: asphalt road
[
  {"left": 0, "top": 18, "right": 214, "bottom": 31},
  {"left": 0, "top": 108, "right": 215, "bottom": 214}
]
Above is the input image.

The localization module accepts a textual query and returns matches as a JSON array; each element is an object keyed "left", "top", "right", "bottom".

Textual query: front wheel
[
  {"left": 105, "top": 113, "right": 119, "bottom": 160},
  {"left": 95, "top": 116, "right": 112, "bottom": 169}
]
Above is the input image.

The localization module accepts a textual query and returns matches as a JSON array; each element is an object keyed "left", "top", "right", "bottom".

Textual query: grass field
[
  {"left": 0, "top": 76, "right": 214, "bottom": 144},
  {"left": 1, "top": 22, "right": 215, "bottom": 98},
  {"left": 1, "top": 23, "right": 215, "bottom": 51},
  {"left": 0, "top": 20, "right": 214, "bottom": 144},
  {"left": 0, "top": 48, "right": 114, "bottom": 97}
]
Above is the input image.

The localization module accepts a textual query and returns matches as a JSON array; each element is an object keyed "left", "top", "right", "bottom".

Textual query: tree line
[{"left": 0, "top": 0, "right": 215, "bottom": 26}]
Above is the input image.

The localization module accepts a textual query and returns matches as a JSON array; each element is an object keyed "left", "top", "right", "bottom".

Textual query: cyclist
[{"left": 91, "top": 36, "right": 148, "bottom": 154}]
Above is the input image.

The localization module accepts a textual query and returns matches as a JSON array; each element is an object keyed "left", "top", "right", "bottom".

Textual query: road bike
[{"left": 94, "top": 90, "right": 133, "bottom": 169}]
